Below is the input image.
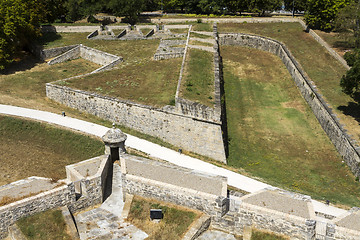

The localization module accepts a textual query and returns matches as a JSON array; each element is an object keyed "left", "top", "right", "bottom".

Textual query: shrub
[
  {"left": 344, "top": 49, "right": 360, "bottom": 67},
  {"left": 197, "top": 18, "right": 202, "bottom": 23},
  {"left": 87, "top": 15, "right": 99, "bottom": 23}
]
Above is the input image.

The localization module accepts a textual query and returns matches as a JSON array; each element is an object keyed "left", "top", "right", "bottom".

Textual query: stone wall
[
  {"left": 219, "top": 33, "right": 360, "bottom": 178},
  {"left": 79, "top": 45, "right": 121, "bottom": 66},
  {"left": 41, "top": 45, "right": 79, "bottom": 60},
  {"left": 48, "top": 45, "right": 80, "bottom": 65},
  {"left": 87, "top": 30, "right": 98, "bottom": 39},
  {"left": 0, "top": 185, "right": 75, "bottom": 239},
  {"left": 120, "top": 155, "right": 228, "bottom": 217},
  {"left": 0, "top": 155, "right": 111, "bottom": 239},
  {"left": 212, "top": 198, "right": 316, "bottom": 239},
  {"left": 46, "top": 83, "right": 226, "bottom": 162}
]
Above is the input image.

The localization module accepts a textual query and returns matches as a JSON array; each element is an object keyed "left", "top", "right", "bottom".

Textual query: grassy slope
[
  {"left": 222, "top": 46, "right": 360, "bottom": 207},
  {"left": 181, "top": 48, "right": 214, "bottom": 107},
  {"left": 17, "top": 209, "right": 71, "bottom": 240},
  {"left": 0, "top": 115, "right": 104, "bottom": 185},
  {"left": 218, "top": 22, "right": 360, "bottom": 144},
  {"left": 251, "top": 230, "right": 287, "bottom": 240},
  {"left": 127, "top": 196, "right": 199, "bottom": 240},
  {"left": 0, "top": 58, "right": 99, "bottom": 103}
]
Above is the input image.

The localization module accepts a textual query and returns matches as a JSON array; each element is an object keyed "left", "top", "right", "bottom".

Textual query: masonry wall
[
  {"left": 220, "top": 33, "right": 360, "bottom": 178},
  {"left": 79, "top": 45, "right": 120, "bottom": 66},
  {"left": 212, "top": 199, "right": 316, "bottom": 239},
  {"left": 46, "top": 84, "right": 226, "bottom": 162},
  {"left": 121, "top": 155, "right": 228, "bottom": 217},
  {"left": 0, "top": 185, "right": 75, "bottom": 239},
  {"left": 48, "top": 46, "right": 80, "bottom": 65}
]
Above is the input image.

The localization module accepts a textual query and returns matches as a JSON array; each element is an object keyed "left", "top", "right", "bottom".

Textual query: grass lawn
[
  {"left": 192, "top": 22, "right": 213, "bottom": 32},
  {"left": 251, "top": 230, "right": 288, "bottom": 240},
  {"left": 218, "top": 22, "right": 360, "bottom": 145},
  {"left": 0, "top": 115, "right": 104, "bottom": 185},
  {"left": 127, "top": 196, "right": 200, "bottom": 240},
  {"left": 189, "top": 40, "right": 213, "bottom": 47},
  {"left": 222, "top": 46, "right": 360, "bottom": 207},
  {"left": 314, "top": 30, "right": 355, "bottom": 56},
  {"left": 181, "top": 48, "right": 214, "bottom": 107},
  {"left": 17, "top": 209, "right": 71, "bottom": 240},
  {"left": 190, "top": 32, "right": 213, "bottom": 39},
  {"left": 169, "top": 28, "right": 189, "bottom": 34},
  {"left": 66, "top": 57, "right": 182, "bottom": 107},
  {"left": 0, "top": 58, "right": 99, "bottom": 104}
]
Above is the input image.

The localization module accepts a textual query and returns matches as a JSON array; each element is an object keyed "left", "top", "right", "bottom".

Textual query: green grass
[
  {"left": 192, "top": 23, "right": 213, "bottom": 32},
  {"left": 222, "top": 46, "right": 360, "bottom": 207},
  {"left": 181, "top": 48, "right": 214, "bottom": 107},
  {"left": 17, "top": 209, "right": 71, "bottom": 240},
  {"left": 251, "top": 230, "right": 287, "bottom": 240},
  {"left": 0, "top": 115, "right": 104, "bottom": 185},
  {"left": 218, "top": 22, "right": 360, "bottom": 143},
  {"left": 189, "top": 40, "right": 213, "bottom": 47},
  {"left": 66, "top": 57, "right": 181, "bottom": 107},
  {"left": 0, "top": 58, "right": 99, "bottom": 103},
  {"left": 140, "top": 28, "right": 152, "bottom": 35},
  {"left": 190, "top": 32, "right": 213, "bottom": 39},
  {"left": 127, "top": 196, "right": 199, "bottom": 240},
  {"left": 169, "top": 28, "right": 189, "bottom": 34}
]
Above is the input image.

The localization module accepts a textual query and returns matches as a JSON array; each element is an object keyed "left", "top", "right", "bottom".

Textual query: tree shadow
[
  {"left": 0, "top": 52, "right": 43, "bottom": 75},
  {"left": 338, "top": 97, "right": 360, "bottom": 124},
  {"left": 36, "top": 31, "right": 62, "bottom": 46}
]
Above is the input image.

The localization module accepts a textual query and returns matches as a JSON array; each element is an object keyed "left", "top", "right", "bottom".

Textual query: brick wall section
[
  {"left": 219, "top": 33, "right": 360, "bottom": 178},
  {"left": 46, "top": 84, "right": 226, "bottom": 162}
]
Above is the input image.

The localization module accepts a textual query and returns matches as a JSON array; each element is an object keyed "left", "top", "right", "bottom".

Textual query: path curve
[{"left": 0, "top": 104, "right": 346, "bottom": 217}]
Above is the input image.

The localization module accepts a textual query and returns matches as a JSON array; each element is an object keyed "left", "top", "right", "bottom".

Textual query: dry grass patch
[
  {"left": 222, "top": 45, "right": 360, "bottom": 207},
  {"left": 189, "top": 40, "right": 213, "bottom": 47},
  {"left": 0, "top": 115, "right": 104, "bottom": 185},
  {"left": 127, "top": 195, "right": 200, "bottom": 240},
  {"left": 169, "top": 28, "right": 189, "bottom": 34},
  {"left": 66, "top": 57, "right": 181, "bottom": 107}
]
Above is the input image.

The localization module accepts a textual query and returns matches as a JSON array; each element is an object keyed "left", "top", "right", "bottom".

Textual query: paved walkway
[
  {"left": 0, "top": 104, "right": 347, "bottom": 218},
  {"left": 75, "top": 164, "right": 148, "bottom": 240}
]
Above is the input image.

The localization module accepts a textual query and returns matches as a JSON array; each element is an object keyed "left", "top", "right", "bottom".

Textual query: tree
[
  {"left": 305, "top": 0, "right": 350, "bottom": 31},
  {"left": 336, "top": 0, "right": 360, "bottom": 47},
  {"left": 340, "top": 60, "right": 360, "bottom": 97},
  {"left": 0, "top": 0, "right": 46, "bottom": 70},
  {"left": 247, "top": 0, "right": 282, "bottom": 16},
  {"left": 108, "top": 0, "right": 145, "bottom": 24},
  {"left": 283, "top": 0, "right": 307, "bottom": 16}
]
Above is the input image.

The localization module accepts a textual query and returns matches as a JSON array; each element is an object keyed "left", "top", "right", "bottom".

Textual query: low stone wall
[
  {"left": 120, "top": 155, "right": 228, "bottom": 217},
  {"left": 182, "top": 215, "right": 211, "bottom": 240},
  {"left": 48, "top": 45, "right": 80, "bottom": 65},
  {"left": 220, "top": 33, "right": 360, "bottom": 178},
  {"left": 154, "top": 39, "right": 186, "bottom": 60},
  {"left": 0, "top": 155, "right": 111, "bottom": 239},
  {"left": 87, "top": 30, "right": 98, "bottom": 39},
  {"left": 145, "top": 29, "right": 155, "bottom": 38},
  {"left": 46, "top": 83, "right": 226, "bottom": 162},
  {"left": 0, "top": 184, "right": 74, "bottom": 239},
  {"left": 79, "top": 45, "right": 121, "bottom": 66},
  {"left": 116, "top": 29, "right": 127, "bottom": 38},
  {"left": 41, "top": 45, "right": 79, "bottom": 60}
]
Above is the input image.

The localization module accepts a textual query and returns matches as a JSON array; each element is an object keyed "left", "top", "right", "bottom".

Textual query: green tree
[
  {"left": 340, "top": 60, "right": 360, "bottom": 96},
  {"left": 247, "top": 0, "right": 282, "bottom": 16},
  {"left": 305, "top": 0, "right": 350, "bottom": 31},
  {"left": 108, "top": 0, "right": 145, "bottom": 24},
  {"left": 336, "top": 0, "right": 360, "bottom": 47},
  {"left": 0, "top": 0, "right": 46, "bottom": 70},
  {"left": 284, "top": 0, "right": 307, "bottom": 16}
]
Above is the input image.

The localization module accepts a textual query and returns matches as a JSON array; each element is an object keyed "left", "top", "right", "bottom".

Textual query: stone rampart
[
  {"left": 120, "top": 155, "right": 228, "bottom": 217},
  {"left": 79, "top": 45, "right": 120, "bottom": 66},
  {"left": 40, "top": 45, "right": 79, "bottom": 60},
  {"left": 46, "top": 83, "right": 226, "bottom": 162},
  {"left": 220, "top": 33, "right": 360, "bottom": 178}
]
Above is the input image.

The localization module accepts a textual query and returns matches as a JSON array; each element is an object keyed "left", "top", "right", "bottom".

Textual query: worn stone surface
[
  {"left": 197, "top": 230, "right": 237, "bottom": 240},
  {"left": 121, "top": 154, "right": 227, "bottom": 196}
]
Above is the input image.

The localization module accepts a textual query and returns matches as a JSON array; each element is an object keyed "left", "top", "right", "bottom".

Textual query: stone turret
[{"left": 102, "top": 124, "right": 127, "bottom": 161}]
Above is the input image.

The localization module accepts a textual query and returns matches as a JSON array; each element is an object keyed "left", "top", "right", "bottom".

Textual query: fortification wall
[
  {"left": 48, "top": 45, "right": 80, "bottom": 65},
  {"left": 46, "top": 84, "right": 226, "bottom": 162},
  {"left": 220, "top": 33, "right": 360, "bottom": 178},
  {"left": 120, "top": 155, "right": 228, "bottom": 217},
  {"left": 79, "top": 45, "right": 120, "bottom": 66},
  {"left": 212, "top": 198, "right": 316, "bottom": 239},
  {"left": 0, "top": 185, "right": 75, "bottom": 239},
  {"left": 0, "top": 155, "right": 110, "bottom": 239}
]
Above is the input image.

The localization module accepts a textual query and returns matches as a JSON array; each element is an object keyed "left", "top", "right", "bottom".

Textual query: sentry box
[{"left": 150, "top": 209, "right": 163, "bottom": 221}]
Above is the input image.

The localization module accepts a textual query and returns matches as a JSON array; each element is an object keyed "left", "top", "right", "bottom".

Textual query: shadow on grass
[
  {"left": 0, "top": 52, "right": 43, "bottom": 75},
  {"left": 36, "top": 32, "right": 62, "bottom": 46},
  {"left": 338, "top": 101, "right": 360, "bottom": 124}
]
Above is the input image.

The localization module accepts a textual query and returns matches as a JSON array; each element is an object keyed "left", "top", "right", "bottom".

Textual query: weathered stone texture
[
  {"left": 220, "top": 33, "right": 360, "bottom": 178},
  {"left": 48, "top": 45, "right": 80, "bottom": 65},
  {"left": 46, "top": 84, "right": 226, "bottom": 162}
]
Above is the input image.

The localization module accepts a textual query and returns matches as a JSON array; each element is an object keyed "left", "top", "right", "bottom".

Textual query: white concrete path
[{"left": 0, "top": 104, "right": 347, "bottom": 218}]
